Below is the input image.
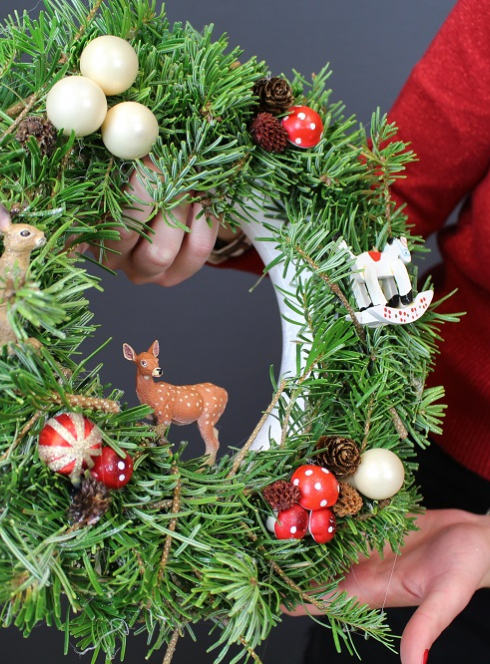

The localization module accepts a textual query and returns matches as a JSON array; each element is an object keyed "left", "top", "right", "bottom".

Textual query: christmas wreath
[{"left": 0, "top": 1, "right": 453, "bottom": 662}]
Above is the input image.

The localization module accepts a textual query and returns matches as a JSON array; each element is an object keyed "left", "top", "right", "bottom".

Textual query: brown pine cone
[
  {"left": 316, "top": 435, "right": 361, "bottom": 478},
  {"left": 253, "top": 77, "right": 295, "bottom": 115},
  {"left": 16, "top": 116, "right": 57, "bottom": 158},
  {"left": 333, "top": 483, "right": 363, "bottom": 517},
  {"left": 249, "top": 112, "right": 288, "bottom": 153},
  {"left": 68, "top": 475, "right": 111, "bottom": 527},
  {"left": 263, "top": 480, "right": 301, "bottom": 512}
]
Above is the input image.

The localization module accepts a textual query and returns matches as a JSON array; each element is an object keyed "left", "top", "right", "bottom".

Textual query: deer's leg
[
  {"left": 197, "top": 418, "right": 220, "bottom": 465},
  {"left": 154, "top": 421, "right": 171, "bottom": 444}
]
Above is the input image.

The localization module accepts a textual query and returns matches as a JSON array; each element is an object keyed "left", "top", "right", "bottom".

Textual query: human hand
[
  {"left": 286, "top": 509, "right": 490, "bottom": 664},
  {"left": 76, "top": 155, "right": 220, "bottom": 287}
]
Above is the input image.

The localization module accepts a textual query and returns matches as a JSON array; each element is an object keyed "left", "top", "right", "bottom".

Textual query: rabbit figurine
[{"left": 0, "top": 204, "right": 46, "bottom": 349}]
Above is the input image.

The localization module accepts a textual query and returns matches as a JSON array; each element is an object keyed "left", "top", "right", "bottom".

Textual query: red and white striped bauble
[{"left": 38, "top": 412, "right": 103, "bottom": 483}]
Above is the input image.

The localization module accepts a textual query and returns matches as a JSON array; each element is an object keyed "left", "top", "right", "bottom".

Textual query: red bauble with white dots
[
  {"left": 281, "top": 105, "right": 324, "bottom": 148},
  {"left": 268, "top": 504, "right": 309, "bottom": 540},
  {"left": 90, "top": 446, "right": 134, "bottom": 489},
  {"left": 309, "top": 508, "right": 337, "bottom": 544},
  {"left": 38, "top": 412, "right": 102, "bottom": 483},
  {"left": 291, "top": 464, "right": 339, "bottom": 510}
]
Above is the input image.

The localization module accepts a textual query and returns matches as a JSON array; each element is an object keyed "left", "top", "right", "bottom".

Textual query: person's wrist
[{"left": 207, "top": 225, "right": 252, "bottom": 265}]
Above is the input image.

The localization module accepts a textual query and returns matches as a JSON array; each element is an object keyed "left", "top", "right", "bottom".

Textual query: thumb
[{"left": 400, "top": 578, "right": 474, "bottom": 664}]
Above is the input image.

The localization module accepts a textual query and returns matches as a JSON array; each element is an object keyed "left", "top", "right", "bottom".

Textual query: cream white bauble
[
  {"left": 46, "top": 76, "right": 108, "bottom": 137},
  {"left": 349, "top": 448, "right": 405, "bottom": 500},
  {"left": 101, "top": 102, "right": 159, "bottom": 159},
  {"left": 80, "top": 35, "right": 139, "bottom": 96}
]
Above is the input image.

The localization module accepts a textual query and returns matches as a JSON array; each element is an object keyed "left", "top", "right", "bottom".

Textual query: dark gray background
[{"left": 1, "top": 1, "right": 457, "bottom": 662}]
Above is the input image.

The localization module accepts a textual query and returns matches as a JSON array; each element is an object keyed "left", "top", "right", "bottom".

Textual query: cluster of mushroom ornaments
[
  {"left": 46, "top": 35, "right": 159, "bottom": 159},
  {"left": 267, "top": 451, "right": 405, "bottom": 545}
]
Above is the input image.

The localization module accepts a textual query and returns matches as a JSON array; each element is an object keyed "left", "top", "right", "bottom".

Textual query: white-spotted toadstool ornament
[
  {"left": 267, "top": 504, "right": 309, "bottom": 540},
  {"left": 80, "top": 35, "right": 139, "bottom": 96},
  {"left": 46, "top": 76, "right": 108, "bottom": 137},
  {"left": 348, "top": 448, "right": 405, "bottom": 500},
  {"left": 309, "top": 508, "right": 337, "bottom": 544},
  {"left": 38, "top": 412, "right": 102, "bottom": 484},
  {"left": 291, "top": 464, "right": 340, "bottom": 510},
  {"left": 90, "top": 446, "right": 134, "bottom": 489},
  {"left": 281, "top": 105, "right": 323, "bottom": 148}
]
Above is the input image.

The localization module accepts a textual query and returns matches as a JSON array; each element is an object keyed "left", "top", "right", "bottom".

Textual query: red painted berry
[
  {"left": 281, "top": 105, "right": 324, "bottom": 148},
  {"left": 309, "top": 508, "right": 337, "bottom": 544},
  {"left": 269, "top": 504, "right": 309, "bottom": 540},
  {"left": 90, "top": 446, "right": 134, "bottom": 489},
  {"left": 291, "top": 464, "right": 340, "bottom": 510}
]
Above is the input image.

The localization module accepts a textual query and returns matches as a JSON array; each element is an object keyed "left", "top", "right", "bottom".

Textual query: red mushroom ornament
[
  {"left": 281, "top": 105, "right": 324, "bottom": 148},
  {"left": 90, "top": 446, "right": 134, "bottom": 489},
  {"left": 291, "top": 464, "right": 340, "bottom": 510},
  {"left": 267, "top": 504, "right": 309, "bottom": 540},
  {"left": 309, "top": 508, "right": 337, "bottom": 544}
]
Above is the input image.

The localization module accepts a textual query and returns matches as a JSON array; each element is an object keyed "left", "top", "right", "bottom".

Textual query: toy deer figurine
[
  {"left": 123, "top": 340, "right": 228, "bottom": 464},
  {"left": 0, "top": 204, "right": 46, "bottom": 349}
]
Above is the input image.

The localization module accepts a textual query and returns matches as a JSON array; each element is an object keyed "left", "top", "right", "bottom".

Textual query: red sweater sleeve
[{"left": 389, "top": 0, "right": 490, "bottom": 237}]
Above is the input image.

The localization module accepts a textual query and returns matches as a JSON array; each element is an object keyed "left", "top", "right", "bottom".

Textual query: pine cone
[
  {"left": 333, "top": 483, "right": 363, "bottom": 517},
  {"left": 68, "top": 475, "right": 111, "bottom": 527},
  {"left": 16, "top": 116, "right": 57, "bottom": 157},
  {"left": 253, "top": 77, "right": 295, "bottom": 115},
  {"left": 263, "top": 480, "right": 301, "bottom": 512},
  {"left": 249, "top": 112, "right": 288, "bottom": 153},
  {"left": 316, "top": 435, "right": 361, "bottom": 478}
]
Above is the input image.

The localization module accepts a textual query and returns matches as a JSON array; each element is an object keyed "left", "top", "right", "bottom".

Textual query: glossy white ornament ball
[
  {"left": 101, "top": 102, "right": 159, "bottom": 159},
  {"left": 349, "top": 448, "right": 405, "bottom": 500},
  {"left": 46, "top": 76, "right": 107, "bottom": 137},
  {"left": 80, "top": 35, "right": 139, "bottom": 96}
]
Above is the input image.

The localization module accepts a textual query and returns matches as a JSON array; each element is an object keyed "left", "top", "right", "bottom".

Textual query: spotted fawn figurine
[
  {"left": 123, "top": 340, "right": 228, "bottom": 464},
  {"left": 0, "top": 204, "right": 46, "bottom": 349}
]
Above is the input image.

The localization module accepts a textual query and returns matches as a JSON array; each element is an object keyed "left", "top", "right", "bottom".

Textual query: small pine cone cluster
[
  {"left": 316, "top": 435, "right": 361, "bottom": 479},
  {"left": 253, "top": 76, "right": 295, "bottom": 115},
  {"left": 263, "top": 479, "right": 301, "bottom": 512},
  {"left": 68, "top": 475, "right": 111, "bottom": 527},
  {"left": 15, "top": 116, "right": 57, "bottom": 157},
  {"left": 249, "top": 112, "right": 288, "bottom": 153},
  {"left": 333, "top": 483, "right": 363, "bottom": 517}
]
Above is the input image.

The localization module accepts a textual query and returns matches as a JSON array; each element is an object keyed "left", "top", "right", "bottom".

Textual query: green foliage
[{"left": 0, "top": 1, "right": 455, "bottom": 662}]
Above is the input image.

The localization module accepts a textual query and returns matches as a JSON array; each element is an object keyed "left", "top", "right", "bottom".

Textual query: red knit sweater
[
  {"left": 387, "top": 0, "right": 490, "bottom": 481},
  {"left": 225, "top": 0, "right": 490, "bottom": 481}
]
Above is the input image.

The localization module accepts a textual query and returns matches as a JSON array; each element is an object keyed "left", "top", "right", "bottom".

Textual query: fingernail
[{"left": 423, "top": 649, "right": 429, "bottom": 664}]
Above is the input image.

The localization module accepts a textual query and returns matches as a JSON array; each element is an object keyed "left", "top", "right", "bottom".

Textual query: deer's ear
[
  {"left": 0, "top": 205, "right": 12, "bottom": 235},
  {"left": 123, "top": 343, "right": 136, "bottom": 362},
  {"left": 150, "top": 340, "right": 159, "bottom": 357}
]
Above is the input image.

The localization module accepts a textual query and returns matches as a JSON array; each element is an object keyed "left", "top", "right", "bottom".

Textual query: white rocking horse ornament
[{"left": 339, "top": 237, "right": 433, "bottom": 328}]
